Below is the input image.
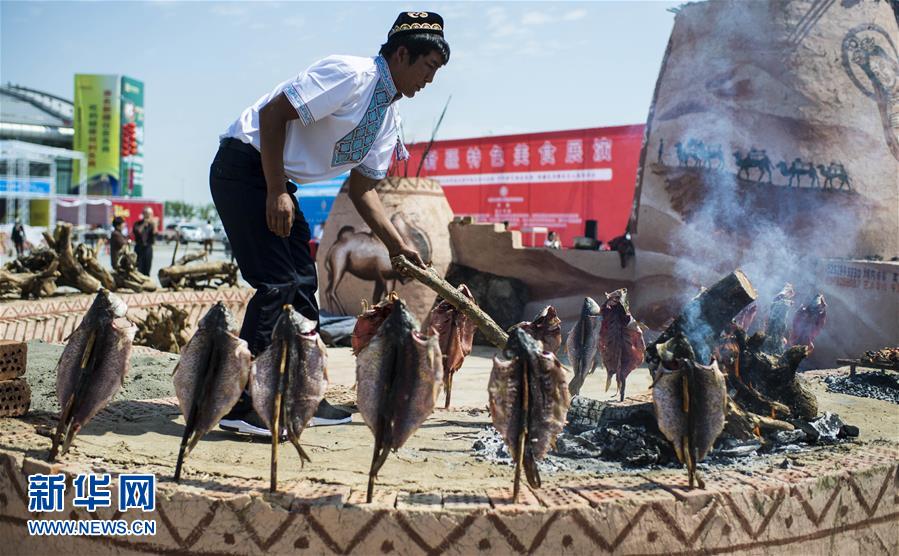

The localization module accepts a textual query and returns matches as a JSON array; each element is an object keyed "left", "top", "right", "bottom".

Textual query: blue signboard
[
  {"left": 292, "top": 173, "right": 345, "bottom": 233},
  {"left": 0, "top": 179, "right": 52, "bottom": 195}
]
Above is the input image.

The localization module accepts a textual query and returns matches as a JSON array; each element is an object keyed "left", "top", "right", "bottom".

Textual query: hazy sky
[{"left": 1, "top": 1, "right": 678, "bottom": 204}]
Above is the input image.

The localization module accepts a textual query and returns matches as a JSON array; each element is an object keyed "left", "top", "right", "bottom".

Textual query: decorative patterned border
[
  {"left": 0, "top": 289, "right": 255, "bottom": 344},
  {"left": 1, "top": 443, "right": 896, "bottom": 554}
]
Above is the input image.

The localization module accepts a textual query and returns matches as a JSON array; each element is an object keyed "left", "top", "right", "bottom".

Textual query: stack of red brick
[{"left": 0, "top": 340, "right": 29, "bottom": 417}]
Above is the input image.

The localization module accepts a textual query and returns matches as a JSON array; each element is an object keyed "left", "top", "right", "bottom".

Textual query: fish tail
[{"left": 523, "top": 449, "right": 541, "bottom": 489}]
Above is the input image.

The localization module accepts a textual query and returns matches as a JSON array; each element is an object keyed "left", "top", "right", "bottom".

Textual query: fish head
[
  {"left": 507, "top": 325, "right": 542, "bottom": 358},
  {"left": 774, "top": 283, "right": 795, "bottom": 303},
  {"left": 812, "top": 294, "right": 826, "bottom": 311},
  {"left": 533, "top": 305, "right": 559, "bottom": 329},
  {"left": 198, "top": 302, "right": 237, "bottom": 335},
  {"left": 384, "top": 298, "right": 420, "bottom": 338},
  {"left": 581, "top": 297, "right": 601, "bottom": 317},
  {"left": 603, "top": 288, "right": 629, "bottom": 310},
  {"left": 83, "top": 289, "right": 128, "bottom": 328},
  {"left": 657, "top": 331, "right": 695, "bottom": 369},
  {"left": 273, "top": 305, "right": 317, "bottom": 341}
]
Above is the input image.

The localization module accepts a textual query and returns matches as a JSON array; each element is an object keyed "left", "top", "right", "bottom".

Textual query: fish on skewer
[
  {"left": 422, "top": 284, "right": 477, "bottom": 409},
  {"left": 50, "top": 290, "right": 136, "bottom": 461},
  {"left": 172, "top": 302, "right": 252, "bottom": 482},
  {"left": 251, "top": 306, "right": 328, "bottom": 492},
  {"left": 352, "top": 293, "right": 398, "bottom": 355},
  {"left": 489, "top": 328, "right": 570, "bottom": 500},
  {"left": 356, "top": 298, "right": 442, "bottom": 502},
  {"left": 599, "top": 289, "right": 646, "bottom": 401},
  {"left": 513, "top": 306, "right": 563, "bottom": 355},
  {"left": 789, "top": 293, "right": 826, "bottom": 353},
  {"left": 565, "top": 297, "right": 602, "bottom": 396},
  {"left": 762, "top": 283, "right": 795, "bottom": 355},
  {"left": 651, "top": 332, "right": 727, "bottom": 488}
]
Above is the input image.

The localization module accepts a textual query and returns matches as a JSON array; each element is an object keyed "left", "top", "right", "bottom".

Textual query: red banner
[{"left": 401, "top": 125, "right": 644, "bottom": 247}]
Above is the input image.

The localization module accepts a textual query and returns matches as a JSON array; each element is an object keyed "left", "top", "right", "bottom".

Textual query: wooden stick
[
  {"left": 270, "top": 342, "right": 288, "bottom": 493},
  {"left": 391, "top": 255, "right": 508, "bottom": 349},
  {"left": 513, "top": 356, "right": 529, "bottom": 502}
]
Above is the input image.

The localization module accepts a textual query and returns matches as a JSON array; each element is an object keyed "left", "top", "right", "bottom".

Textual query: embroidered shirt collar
[{"left": 375, "top": 55, "right": 400, "bottom": 102}]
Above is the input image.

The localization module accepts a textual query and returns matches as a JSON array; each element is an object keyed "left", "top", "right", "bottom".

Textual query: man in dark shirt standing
[
  {"left": 10, "top": 219, "right": 25, "bottom": 257},
  {"left": 109, "top": 216, "right": 128, "bottom": 269},
  {"left": 132, "top": 207, "right": 157, "bottom": 275}
]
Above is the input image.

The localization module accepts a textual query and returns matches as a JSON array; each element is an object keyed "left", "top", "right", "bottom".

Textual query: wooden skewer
[
  {"left": 391, "top": 255, "right": 508, "bottom": 349},
  {"left": 513, "top": 356, "right": 529, "bottom": 502},
  {"left": 270, "top": 342, "right": 288, "bottom": 493}
]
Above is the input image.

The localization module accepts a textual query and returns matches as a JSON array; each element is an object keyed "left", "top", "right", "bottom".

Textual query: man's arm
[
  {"left": 347, "top": 170, "right": 425, "bottom": 267},
  {"left": 259, "top": 92, "right": 300, "bottom": 237}
]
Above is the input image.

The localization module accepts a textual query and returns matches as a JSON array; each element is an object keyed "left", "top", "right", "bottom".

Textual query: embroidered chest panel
[{"left": 331, "top": 80, "right": 392, "bottom": 167}]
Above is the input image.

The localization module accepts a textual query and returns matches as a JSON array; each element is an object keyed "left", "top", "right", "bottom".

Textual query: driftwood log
[
  {"left": 176, "top": 251, "right": 208, "bottom": 266},
  {"left": 43, "top": 223, "right": 101, "bottom": 293},
  {"left": 134, "top": 303, "right": 191, "bottom": 353},
  {"left": 158, "top": 261, "right": 238, "bottom": 290},
  {"left": 74, "top": 244, "right": 116, "bottom": 291},
  {"left": 113, "top": 248, "right": 157, "bottom": 292},
  {"left": 392, "top": 255, "right": 509, "bottom": 348},
  {"left": 0, "top": 262, "right": 60, "bottom": 299}
]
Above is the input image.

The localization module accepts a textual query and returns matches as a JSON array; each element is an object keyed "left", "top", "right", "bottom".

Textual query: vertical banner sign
[
  {"left": 403, "top": 125, "right": 644, "bottom": 247},
  {"left": 120, "top": 76, "right": 145, "bottom": 198},
  {"left": 74, "top": 75, "right": 121, "bottom": 196}
]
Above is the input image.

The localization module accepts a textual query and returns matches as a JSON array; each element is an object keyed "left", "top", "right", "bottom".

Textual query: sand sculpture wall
[
  {"left": 630, "top": 0, "right": 899, "bottom": 360},
  {"left": 316, "top": 177, "right": 454, "bottom": 324}
]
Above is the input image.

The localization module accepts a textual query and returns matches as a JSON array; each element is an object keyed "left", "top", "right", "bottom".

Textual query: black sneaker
[
  {"left": 310, "top": 399, "right": 352, "bottom": 426},
  {"left": 220, "top": 409, "right": 283, "bottom": 438}
]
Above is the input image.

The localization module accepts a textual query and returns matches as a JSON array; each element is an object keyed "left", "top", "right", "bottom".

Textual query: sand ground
[{"left": 4, "top": 341, "right": 898, "bottom": 493}]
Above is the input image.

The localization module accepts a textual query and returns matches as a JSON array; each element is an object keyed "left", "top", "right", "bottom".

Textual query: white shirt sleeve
[
  {"left": 356, "top": 108, "right": 401, "bottom": 180},
  {"left": 282, "top": 57, "right": 359, "bottom": 126}
]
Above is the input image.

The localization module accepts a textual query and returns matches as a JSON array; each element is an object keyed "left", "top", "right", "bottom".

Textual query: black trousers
[
  {"left": 209, "top": 138, "right": 319, "bottom": 357},
  {"left": 135, "top": 245, "right": 153, "bottom": 276}
]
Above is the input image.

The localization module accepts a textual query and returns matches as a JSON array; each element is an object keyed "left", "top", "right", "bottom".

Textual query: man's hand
[
  {"left": 266, "top": 191, "right": 295, "bottom": 237},
  {"left": 390, "top": 242, "right": 426, "bottom": 268}
]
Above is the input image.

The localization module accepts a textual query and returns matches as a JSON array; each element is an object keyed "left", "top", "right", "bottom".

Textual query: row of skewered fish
[{"left": 47, "top": 280, "right": 824, "bottom": 496}]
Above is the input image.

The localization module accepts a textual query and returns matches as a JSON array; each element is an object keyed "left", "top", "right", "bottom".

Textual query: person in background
[
  {"left": 203, "top": 219, "right": 215, "bottom": 253},
  {"left": 11, "top": 219, "right": 25, "bottom": 257},
  {"left": 608, "top": 232, "right": 635, "bottom": 268},
  {"left": 132, "top": 207, "right": 157, "bottom": 275},
  {"left": 109, "top": 216, "right": 128, "bottom": 269},
  {"left": 544, "top": 230, "right": 562, "bottom": 249}
]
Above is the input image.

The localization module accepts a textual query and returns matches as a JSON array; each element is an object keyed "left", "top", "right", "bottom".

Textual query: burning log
[
  {"left": 44, "top": 223, "right": 102, "bottom": 294},
  {"left": 647, "top": 270, "right": 757, "bottom": 370}
]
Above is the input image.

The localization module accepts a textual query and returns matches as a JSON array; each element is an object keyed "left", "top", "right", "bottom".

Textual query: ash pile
[{"left": 824, "top": 371, "right": 899, "bottom": 405}]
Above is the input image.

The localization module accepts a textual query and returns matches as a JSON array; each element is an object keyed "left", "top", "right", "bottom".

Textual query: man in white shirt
[{"left": 212, "top": 12, "right": 449, "bottom": 436}]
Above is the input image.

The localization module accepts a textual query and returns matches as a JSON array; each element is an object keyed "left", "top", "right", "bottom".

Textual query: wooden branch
[
  {"left": 51, "top": 223, "right": 101, "bottom": 293},
  {"left": 75, "top": 244, "right": 116, "bottom": 291},
  {"left": 391, "top": 255, "right": 508, "bottom": 349},
  {"left": 158, "top": 261, "right": 238, "bottom": 290}
]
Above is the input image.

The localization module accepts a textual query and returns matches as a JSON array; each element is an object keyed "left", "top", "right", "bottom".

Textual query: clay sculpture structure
[
  {"left": 50, "top": 290, "right": 136, "bottom": 461},
  {"left": 631, "top": 0, "right": 899, "bottom": 365},
  {"left": 251, "top": 306, "right": 328, "bottom": 493},
  {"left": 172, "top": 302, "right": 252, "bottom": 482},
  {"left": 355, "top": 297, "right": 442, "bottom": 502},
  {"left": 318, "top": 177, "right": 454, "bottom": 323}
]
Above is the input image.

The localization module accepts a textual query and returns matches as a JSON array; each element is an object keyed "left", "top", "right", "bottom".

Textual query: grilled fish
[
  {"left": 789, "top": 294, "right": 826, "bottom": 353},
  {"left": 51, "top": 290, "right": 136, "bottom": 460},
  {"left": 565, "top": 297, "right": 602, "bottom": 396},
  {"left": 422, "top": 284, "right": 477, "bottom": 409},
  {"left": 351, "top": 293, "right": 397, "bottom": 355},
  {"left": 762, "top": 283, "right": 795, "bottom": 355},
  {"left": 652, "top": 332, "right": 727, "bottom": 488},
  {"left": 356, "top": 298, "right": 442, "bottom": 502},
  {"left": 599, "top": 289, "right": 645, "bottom": 401},
  {"left": 489, "top": 328, "right": 570, "bottom": 498},
  {"left": 172, "top": 302, "right": 252, "bottom": 481},
  {"left": 514, "top": 305, "right": 563, "bottom": 355}
]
